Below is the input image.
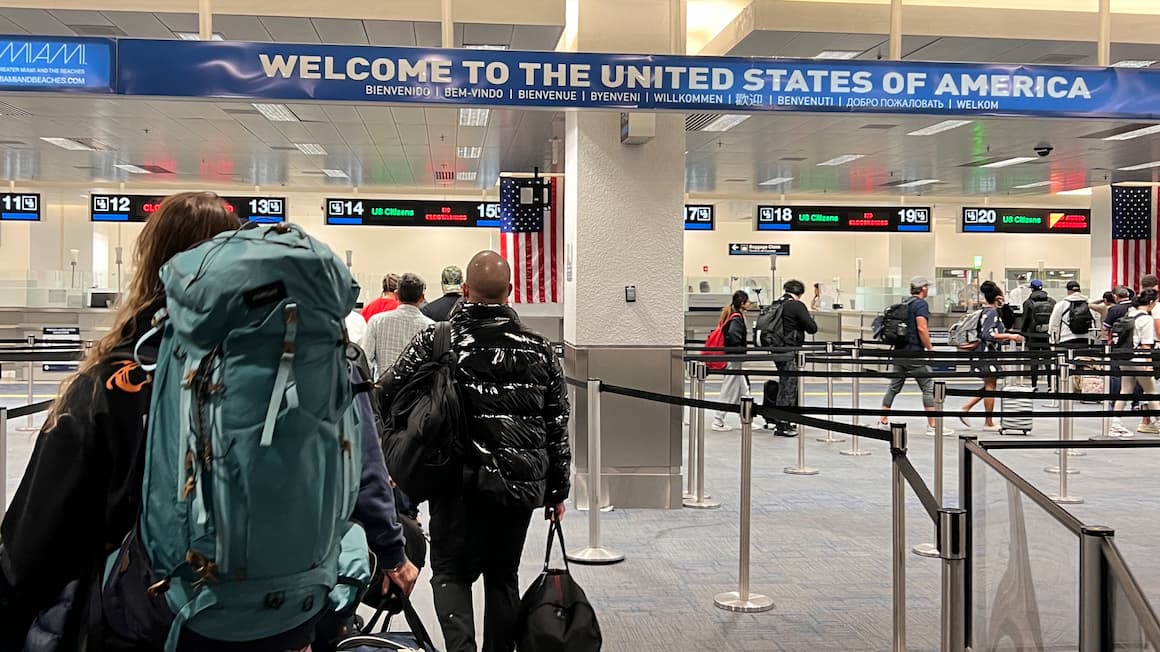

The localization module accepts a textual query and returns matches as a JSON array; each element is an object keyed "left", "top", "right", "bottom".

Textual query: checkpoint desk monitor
[
  {"left": 755, "top": 205, "right": 931, "bottom": 232},
  {"left": 325, "top": 198, "right": 501, "bottom": 228},
  {"left": 90, "top": 194, "right": 287, "bottom": 223}
]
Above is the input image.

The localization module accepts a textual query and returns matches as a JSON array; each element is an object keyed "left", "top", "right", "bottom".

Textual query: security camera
[{"left": 1034, "top": 143, "right": 1054, "bottom": 157}]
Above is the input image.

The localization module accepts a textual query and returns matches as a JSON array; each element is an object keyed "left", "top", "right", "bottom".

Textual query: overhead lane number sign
[
  {"left": 730, "top": 243, "right": 790, "bottom": 256},
  {"left": 960, "top": 207, "right": 1091, "bottom": 234},
  {"left": 326, "top": 198, "right": 501, "bottom": 228},
  {"left": 0, "top": 193, "right": 40, "bottom": 221},
  {"left": 685, "top": 204, "right": 714, "bottom": 231},
  {"left": 109, "top": 39, "right": 1160, "bottom": 120},
  {"left": 756, "top": 205, "right": 931, "bottom": 233},
  {"left": 90, "top": 194, "right": 286, "bottom": 223}
]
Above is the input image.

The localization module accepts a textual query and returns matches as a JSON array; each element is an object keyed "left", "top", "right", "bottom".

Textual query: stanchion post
[
  {"left": 714, "top": 397, "right": 775, "bottom": 613},
  {"left": 1045, "top": 350, "right": 1062, "bottom": 409},
  {"left": 0, "top": 407, "right": 7, "bottom": 519},
  {"left": 567, "top": 379, "right": 625, "bottom": 565},
  {"left": 842, "top": 344, "right": 871, "bottom": 456},
  {"left": 684, "top": 362, "right": 720, "bottom": 509},
  {"left": 684, "top": 360, "right": 697, "bottom": 500},
  {"left": 1065, "top": 348, "right": 1085, "bottom": 457},
  {"left": 784, "top": 352, "right": 819, "bottom": 476},
  {"left": 913, "top": 381, "right": 946, "bottom": 559},
  {"left": 1045, "top": 349, "right": 1080, "bottom": 475},
  {"left": 1079, "top": 526, "right": 1115, "bottom": 650},
  {"left": 939, "top": 508, "right": 967, "bottom": 652},
  {"left": 19, "top": 334, "right": 35, "bottom": 431},
  {"left": 1099, "top": 343, "right": 1111, "bottom": 440},
  {"left": 817, "top": 341, "right": 846, "bottom": 443},
  {"left": 891, "top": 423, "right": 908, "bottom": 652},
  {"left": 958, "top": 435, "right": 977, "bottom": 649}
]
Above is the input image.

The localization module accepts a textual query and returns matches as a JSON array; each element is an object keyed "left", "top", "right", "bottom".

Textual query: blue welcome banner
[
  {"left": 0, "top": 36, "right": 113, "bottom": 92},
  {"left": 6, "top": 35, "right": 1160, "bottom": 120}
]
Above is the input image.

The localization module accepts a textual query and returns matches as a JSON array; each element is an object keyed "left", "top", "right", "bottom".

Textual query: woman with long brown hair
[{"left": 0, "top": 192, "right": 242, "bottom": 650}]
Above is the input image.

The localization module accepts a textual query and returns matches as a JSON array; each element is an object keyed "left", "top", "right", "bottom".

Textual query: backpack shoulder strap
[{"left": 432, "top": 321, "right": 452, "bottom": 360}]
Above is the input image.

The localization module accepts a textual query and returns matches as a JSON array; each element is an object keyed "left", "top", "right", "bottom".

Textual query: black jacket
[
  {"left": 778, "top": 295, "right": 819, "bottom": 345},
  {"left": 384, "top": 302, "right": 571, "bottom": 511},
  {"left": 723, "top": 312, "right": 748, "bottom": 349},
  {"left": 420, "top": 293, "right": 463, "bottom": 322},
  {"left": 1020, "top": 290, "right": 1055, "bottom": 341}
]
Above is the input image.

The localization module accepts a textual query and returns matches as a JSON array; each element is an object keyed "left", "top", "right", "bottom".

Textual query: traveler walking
[
  {"left": 1020, "top": 279, "right": 1055, "bottom": 390},
  {"left": 1050, "top": 280, "right": 1097, "bottom": 351},
  {"left": 877, "top": 276, "right": 950, "bottom": 437},
  {"left": 382, "top": 250, "right": 570, "bottom": 652},
  {"left": 758, "top": 280, "right": 818, "bottom": 437},
  {"left": 1101, "top": 286, "right": 1147, "bottom": 424},
  {"left": 1111, "top": 289, "right": 1160, "bottom": 437},
  {"left": 959, "top": 281, "right": 1025, "bottom": 431},
  {"left": 363, "top": 272, "right": 434, "bottom": 378},
  {"left": 421, "top": 265, "right": 465, "bottom": 321},
  {"left": 713, "top": 290, "right": 753, "bottom": 431},
  {"left": 362, "top": 273, "right": 401, "bottom": 321}
]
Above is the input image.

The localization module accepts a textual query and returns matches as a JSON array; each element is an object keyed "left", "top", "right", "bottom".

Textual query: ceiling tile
[
  {"left": 214, "top": 14, "right": 272, "bottom": 41},
  {"left": 153, "top": 12, "right": 198, "bottom": 33},
  {"left": 0, "top": 9, "right": 72, "bottom": 35},
  {"left": 414, "top": 22, "right": 442, "bottom": 48},
  {"left": 259, "top": 16, "right": 320, "bottom": 43},
  {"left": 322, "top": 105, "right": 363, "bottom": 124},
  {"left": 510, "top": 25, "right": 565, "bottom": 51},
  {"left": 391, "top": 107, "right": 427, "bottom": 126},
  {"left": 48, "top": 10, "right": 111, "bottom": 26},
  {"left": 312, "top": 18, "right": 368, "bottom": 45},
  {"left": 363, "top": 20, "right": 419, "bottom": 46},
  {"left": 101, "top": 11, "right": 175, "bottom": 38},
  {"left": 460, "top": 23, "right": 513, "bottom": 47}
]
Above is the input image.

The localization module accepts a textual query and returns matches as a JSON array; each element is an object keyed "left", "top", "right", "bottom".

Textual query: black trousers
[
  {"left": 428, "top": 495, "right": 534, "bottom": 652},
  {"left": 772, "top": 358, "right": 799, "bottom": 430},
  {"left": 1026, "top": 339, "right": 1052, "bottom": 389}
]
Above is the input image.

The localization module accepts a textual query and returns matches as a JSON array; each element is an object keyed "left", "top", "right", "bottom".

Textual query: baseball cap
[
  {"left": 1066, "top": 280, "right": 1081, "bottom": 292},
  {"left": 909, "top": 275, "right": 931, "bottom": 290},
  {"left": 1030, "top": 279, "right": 1044, "bottom": 289},
  {"left": 441, "top": 265, "right": 464, "bottom": 293}
]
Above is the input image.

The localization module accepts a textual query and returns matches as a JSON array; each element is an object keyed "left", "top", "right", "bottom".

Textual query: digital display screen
[
  {"left": 0, "top": 193, "right": 40, "bottom": 221},
  {"left": 960, "top": 207, "right": 1091, "bottom": 234},
  {"left": 685, "top": 204, "right": 714, "bottom": 231},
  {"left": 325, "top": 198, "right": 501, "bottom": 228},
  {"left": 90, "top": 194, "right": 286, "bottom": 223},
  {"left": 755, "top": 205, "right": 931, "bottom": 233}
]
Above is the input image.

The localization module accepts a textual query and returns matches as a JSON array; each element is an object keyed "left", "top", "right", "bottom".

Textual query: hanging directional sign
[{"left": 729, "top": 243, "right": 790, "bottom": 256}]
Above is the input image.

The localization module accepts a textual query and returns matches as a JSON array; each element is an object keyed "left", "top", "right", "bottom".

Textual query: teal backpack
[{"left": 134, "top": 223, "right": 365, "bottom": 651}]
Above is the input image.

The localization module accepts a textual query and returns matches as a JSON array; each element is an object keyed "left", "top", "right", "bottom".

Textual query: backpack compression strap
[{"left": 260, "top": 303, "right": 299, "bottom": 447}]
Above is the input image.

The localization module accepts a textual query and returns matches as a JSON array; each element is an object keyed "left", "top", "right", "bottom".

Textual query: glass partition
[
  {"left": 971, "top": 451, "right": 1080, "bottom": 650},
  {"left": 1104, "top": 538, "right": 1160, "bottom": 650}
]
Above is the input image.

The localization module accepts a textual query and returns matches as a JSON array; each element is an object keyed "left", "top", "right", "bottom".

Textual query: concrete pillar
[
  {"left": 563, "top": 0, "right": 687, "bottom": 508},
  {"left": 1090, "top": 185, "right": 1112, "bottom": 291}
]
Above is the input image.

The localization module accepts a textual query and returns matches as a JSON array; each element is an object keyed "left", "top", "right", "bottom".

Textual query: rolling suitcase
[{"left": 1000, "top": 342, "right": 1033, "bottom": 435}]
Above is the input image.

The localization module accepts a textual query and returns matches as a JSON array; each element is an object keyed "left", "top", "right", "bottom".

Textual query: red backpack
[{"left": 703, "top": 313, "right": 742, "bottom": 370}]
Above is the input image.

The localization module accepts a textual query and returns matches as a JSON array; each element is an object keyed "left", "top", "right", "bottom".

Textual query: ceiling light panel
[
  {"left": 1103, "top": 124, "right": 1160, "bottom": 141},
  {"left": 457, "top": 146, "right": 483, "bottom": 159},
  {"left": 907, "top": 120, "right": 972, "bottom": 136},
  {"left": 817, "top": 154, "right": 865, "bottom": 166},
  {"left": 897, "top": 179, "right": 941, "bottom": 188},
  {"left": 176, "top": 32, "right": 224, "bottom": 40},
  {"left": 457, "top": 171, "right": 478, "bottom": 181},
  {"left": 41, "top": 137, "right": 93, "bottom": 151},
  {"left": 1057, "top": 187, "right": 1093, "bottom": 196},
  {"left": 321, "top": 168, "right": 349, "bottom": 178},
  {"left": 252, "top": 103, "right": 300, "bottom": 122},
  {"left": 815, "top": 51, "right": 860, "bottom": 60},
  {"left": 1013, "top": 180, "right": 1053, "bottom": 189},
  {"left": 1111, "top": 60, "right": 1157, "bottom": 68},
  {"left": 458, "top": 108, "right": 490, "bottom": 126},
  {"left": 1118, "top": 160, "right": 1160, "bottom": 171},
  {"left": 701, "top": 114, "right": 750, "bottom": 132},
  {"left": 294, "top": 143, "right": 327, "bottom": 155},
  {"left": 759, "top": 176, "right": 794, "bottom": 186},
  {"left": 114, "top": 164, "right": 152, "bottom": 174},
  {"left": 981, "top": 157, "right": 1038, "bottom": 168}
]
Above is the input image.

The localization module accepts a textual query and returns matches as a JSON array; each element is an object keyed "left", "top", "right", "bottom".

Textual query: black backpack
[
  {"left": 1066, "top": 299, "right": 1094, "bottom": 335},
  {"left": 756, "top": 300, "right": 789, "bottom": 347},
  {"left": 380, "top": 321, "right": 465, "bottom": 502},
  {"left": 1030, "top": 297, "right": 1055, "bottom": 333},
  {"left": 874, "top": 298, "right": 914, "bottom": 346},
  {"left": 1112, "top": 312, "right": 1146, "bottom": 351},
  {"left": 517, "top": 521, "right": 602, "bottom": 652}
]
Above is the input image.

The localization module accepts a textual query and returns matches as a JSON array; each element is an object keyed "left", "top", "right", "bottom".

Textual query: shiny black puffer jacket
[{"left": 384, "top": 303, "right": 571, "bottom": 510}]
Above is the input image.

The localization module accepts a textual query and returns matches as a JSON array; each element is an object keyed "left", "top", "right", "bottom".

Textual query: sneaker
[
  {"left": 711, "top": 421, "right": 731, "bottom": 432},
  {"left": 1138, "top": 423, "right": 1160, "bottom": 434},
  {"left": 875, "top": 421, "right": 890, "bottom": 430},
  {"left": 1120, "top": 430, "right": 1136, "bottom": 439},
  {"left": 773, "top": 429, "right": 798, "bottom": 438},
  {"left": 1109, "top": 422, "right": 1128, "bottom": 438},
  {"left": 925, "top": 425, "right": 955, "bottom": 437}
]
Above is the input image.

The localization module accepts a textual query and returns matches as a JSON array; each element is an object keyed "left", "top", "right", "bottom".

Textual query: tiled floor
[{"left": 3, "top": 378, "right": 1158, "bottom": 651}]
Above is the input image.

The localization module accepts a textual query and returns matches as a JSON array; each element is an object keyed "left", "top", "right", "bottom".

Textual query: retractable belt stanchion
[
  {"left": 684, "top": 361, "right": 720, "bottom": 509},
  {"left": 1065, "top": 349, "right": 1085, "bottom": 457},
  {"left": 1046, "top": 350, "right": 1080, "bottom": 476},
  {"left": 1098, "top": 343, "right": 1112, "bottom": 441},
  {"left": 17, "top": 334, "right": 37, "bottom": 432},
  {"left": 567, "top": 379, "right": 625, "bottom": 565},
  {"left": 784, "top": 351, "right": 819, "bottom": 476},
  {"left": 939, "top": 508, "right": 968, "bottom": 652},
  {"left": 1044, "top": 350, "right": 1061, "bottom": 409},
  {"left": 714, "top": 397, "right": 774, "bottom": 613},
  {"left": 913, "top": 381, "right": 946, "bottom": 559},
  {"left": 891, "top": 423, "right": 908, "bottom": 652},
  {"left": 684, "top": 361, "right": 697, "bottom": 501},
  {"left": 817, "top": 341, "right": 846, "bottom": 444},
  {"left": 1049, "top": 362, "right": 1084, "bottom": 505},
  {"left": 0, "top": 407, "right": 7, "bottom": 520},
  {"left": 842, "top": 344, "right": 872, "bottom": 457}
]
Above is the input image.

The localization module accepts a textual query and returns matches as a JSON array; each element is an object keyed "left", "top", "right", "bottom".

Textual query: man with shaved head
[{"left": 381, "top": 250, "right": 570, "bottom": 652}]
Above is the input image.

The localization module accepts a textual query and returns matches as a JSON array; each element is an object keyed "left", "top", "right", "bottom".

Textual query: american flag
[
  {"left": 497, "top": 176, "right": 561, "bottom": 304},
  {"left": 1112, "top": 185, "right": 1157, "bottom": 290}
]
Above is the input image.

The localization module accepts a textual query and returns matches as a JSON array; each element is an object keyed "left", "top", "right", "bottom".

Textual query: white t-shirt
[{"left": 1129, "top": 308, "right": 1155, "bottom": 362}]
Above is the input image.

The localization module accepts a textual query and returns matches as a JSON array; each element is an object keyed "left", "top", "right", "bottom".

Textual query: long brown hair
[{"left": 48, "top": 192, "right": 241, "bottom": 425}]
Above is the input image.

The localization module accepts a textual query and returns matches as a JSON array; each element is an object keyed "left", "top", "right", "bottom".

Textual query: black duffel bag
[{"left": 516, "top": 519, "right": 602, "bottom": 652}]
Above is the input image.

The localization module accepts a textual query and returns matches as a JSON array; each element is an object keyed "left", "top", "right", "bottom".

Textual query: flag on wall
[
  {"left": 1112, "top": 185, "right": 1156, "bottom": 290},
  {"left": 498, "top": 176, "right": 561, "bottom": 304}
]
